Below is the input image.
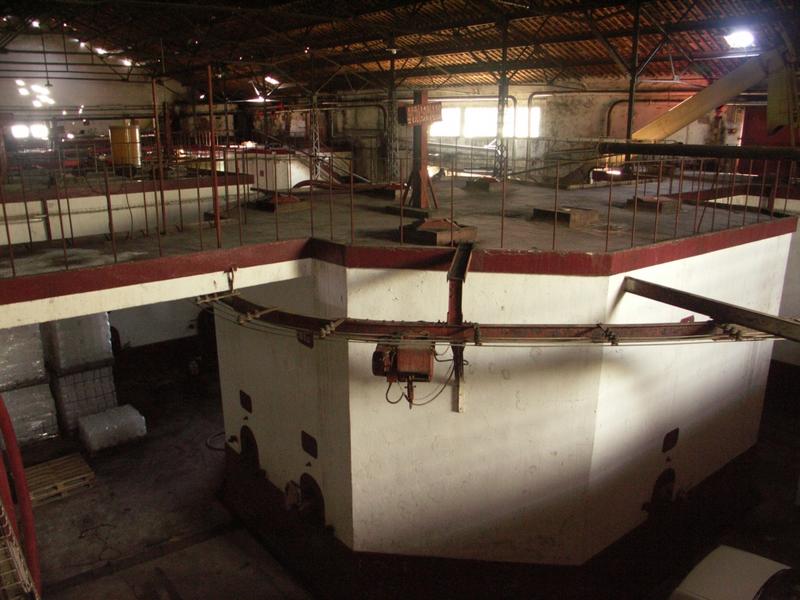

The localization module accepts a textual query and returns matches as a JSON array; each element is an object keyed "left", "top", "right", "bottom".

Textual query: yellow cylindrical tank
[{"left": 108, "top": 125, "right": 141, "bottom": 168}]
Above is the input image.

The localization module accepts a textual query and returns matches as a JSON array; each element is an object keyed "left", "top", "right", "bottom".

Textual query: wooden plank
[{"left": 26, "top": 453, "right": 95, "bottom": 507}]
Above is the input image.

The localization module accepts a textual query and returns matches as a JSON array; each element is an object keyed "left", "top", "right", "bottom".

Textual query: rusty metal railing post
[
  {"left": 57, "top": 148, "right": 75, "bottom": 245},
  {"left": 693, "top": 159, "right": 704, "bottom": 233},
  {"left": 631, "top": 161, "right": 639, "bottom": 248},
  {"left": 102, "top": 166, "right": 118, "bottom": 263},
  {"left": 274, "top": 154, "right": 280, "bottom": 241},
  {"left": 53, "top": 181, "right": 69, "bottom": 270},
  {"left": 673, "top": 159, "right": 684, "bottom": 238},
  {"left": 195, "top": 167, "right": 204, "bottom": 250},
  {"left": 309, "top": 157, "right": 315, "bottom": 237},
  {"left": 17, "top": 167, "right": 34, "bottom": 247},
  {"left": 771, "top": 160, "right": 781, "bottom": 219},
  {"left": 176, "top": 179, "right": 184, "bottom": 232},
  {"left": 727, "top": 158, "right": 738, "bottom": 228},
  {"left": 350, "top": 157, "right": 355, "bottom": 244},
  {"left": 605, "top": 171, "right": 614, "bottom": 251},
  {"left": 0, "top": 186, "right": 15, "bottom": 277},
  {"left": 141, "top": 179, "right": 150, "bottom": 237},
  {"left": 151, "top": 78, "right": 168, "bottom": 235},
  {"left": 328, "top": 156, "right": 334, "bottom": 241},
  {"left": 450, "top": 151, "right": 455, "bottom": 247},
  {"left": 500, "top": 154, "right": 506, "bottom": 248},
  {"left": 553, "top": 160, "right": 559, "bottom": 251},
  {"left": 757, "top": 160, "right": 768, "bottom": 222},
  {"left": 652, "top": 160, "right": 663, "bottom": 243},
  {"left": 234, "top": 149, "right": 243, "bottom": 245},
  {"left": 784, "top": 161, "right": 795, "bottom": 214},
  {"left": 206, "top": 65, "right": 221, "bottom": 248},
  {"left": 742, "top": 159, "right": 753, "bottom": 225}
]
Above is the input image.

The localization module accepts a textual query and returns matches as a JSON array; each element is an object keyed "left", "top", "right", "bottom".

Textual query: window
[
  {"left": 463, "top": 106, "right": 497, "bottom": 138},
  {"left": 10, "top": 124, "right": 29, "bottom": 139},
  {"left": 428, "top": 105, "right": 542, "bottom": 138},
  {"left": 429, "top": 107, "right": 460, "bottom": 137},
  {"left": 30, "top": 123, "right": 49, "bottom": 140}
]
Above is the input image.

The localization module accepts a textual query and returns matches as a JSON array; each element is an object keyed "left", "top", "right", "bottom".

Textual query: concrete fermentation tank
[
  {"left": 108, "top": 124, "right": 141, "bottom": 169},
  {"left": 215, "top": 223, "right": 794, "bottom": 572}
]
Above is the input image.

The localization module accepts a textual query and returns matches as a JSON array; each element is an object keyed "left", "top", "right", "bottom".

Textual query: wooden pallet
[{"left": 25, "top": 454, "right": 95, "bottom": 507}]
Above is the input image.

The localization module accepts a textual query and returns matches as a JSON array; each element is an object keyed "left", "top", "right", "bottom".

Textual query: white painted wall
[
  {"left": 109, "top": 299, "right": 201, "bottom": 348},
  {"left": 216, "top": 262, "right": 355, "bottom": 545},
  {"left": 216, "top": 232, "right": 792, "bottom": 566},
  {"left": 0, "top": 184, "right": 247, "bottom": 245}
]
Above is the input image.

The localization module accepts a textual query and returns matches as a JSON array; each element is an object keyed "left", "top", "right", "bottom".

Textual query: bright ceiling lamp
[
  {"left": 724, "top": 30, "right": 755, "bottom": 48},
  {"left": 15, "top": 79, "right": 25, "bottom": 86},
  {"left": 32, "top": 100, "right": 42, "bottom": 108},
  {"left": 18, "top": 87, "right": 29, "bottom": 96},
  {"left": 30, "top": 84, "right": 49, "bottom": 95},
  {"left": 264, "top": 75, "right": 280, "bottom": 85}
]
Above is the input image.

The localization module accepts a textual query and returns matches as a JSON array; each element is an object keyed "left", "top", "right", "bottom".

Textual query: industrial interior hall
[{"left": 0, "top": 0, "right": 798, "bottom": 598}]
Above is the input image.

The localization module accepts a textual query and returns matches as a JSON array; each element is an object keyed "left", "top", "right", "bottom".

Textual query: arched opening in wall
[
  {"left": 239, "top": 425, "right": 260, "bottom": 473},
  {"left": 298, "top": 473, "right": 325, "bottom": 528},
  {"left": 644, "top": 468, "right": 677, "bottom": 517}
]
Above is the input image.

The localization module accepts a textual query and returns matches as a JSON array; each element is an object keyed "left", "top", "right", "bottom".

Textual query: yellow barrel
[{"left": 108, "top": 125, "right": 141, "bottom": 168}]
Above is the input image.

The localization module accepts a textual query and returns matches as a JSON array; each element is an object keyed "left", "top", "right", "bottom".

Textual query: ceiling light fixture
[
  {"left": 30, "top": 84, "right": 49, "bottom": 95},
  {"left": 724, "top": 30, "right": 755, "bottom": 48},
  {"left": 32, "top": 100, "right": 42, "bottom": 108},
  {"left": 31, "top": 19, "right": 39, "bottom": 28},
  {"left": 94, "top": 47, "right": 107, "bottom": 55},
  {"left": 15, "top": 79, "right": 25, "bottom": 86},
  {"left": 18, "top": 88, "right": 29, "bottom": 96},
  {"left": 264, "top": 75, "right": 280, "bottom": 86}
]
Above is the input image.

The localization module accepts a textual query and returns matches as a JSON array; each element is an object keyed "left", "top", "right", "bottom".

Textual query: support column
[
  {"left": 494, "top": 20, "right": 509, "bottom": 179},
  {"left": 625, "top": 1, "right": 641, "bottom": 142},
  {"left": 387, "top": 55, "right": 399, "bottom": 183},
  {"left": 310, "top": 93, "right": 321, "bottom": 179},
  {"left": 207, "top": 65, "right": 222, "bottom": 249}
]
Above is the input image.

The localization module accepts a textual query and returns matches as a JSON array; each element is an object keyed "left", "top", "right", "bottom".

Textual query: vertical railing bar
[
  {"left": 195, "top": 167, "right": 204, "bottom": 250},
  {"left": 673, "top": 159, "right": 684, "bottom": 239},
  {"left": 349, "top": 157, "right": 355, "bottom": 245},
  {"left": 0, "top": 187, "right": 16, "bottom": 277},
  {"left": 757, "top": 160, "right": 768, "bottom": 222},
  {"left": 102, "top": 165, "right": 118, "bottom": 263},
  {"left": 235, "top": 149, "right": 243, "bottom": 246},
  {"left": 631, "top": 161, "right": 640, "bottom": 248},
  {"left": 553, "top": 160, "right": 559, "bottom": 251},
  {"left": 742, "top": 159, "right": 753, "bottom": 226}
]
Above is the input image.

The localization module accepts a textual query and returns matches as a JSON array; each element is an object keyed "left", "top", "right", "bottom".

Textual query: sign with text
[{"left": 398, "top": 101, "right": 442, "bottom": 126}]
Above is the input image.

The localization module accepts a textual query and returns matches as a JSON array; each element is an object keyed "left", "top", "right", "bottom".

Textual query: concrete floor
[
  {"left": 27, "top": 339, "right": 310, "bottom": 599},
  {"left": 24, "top": 335, "right": 800, "bottom": 599},
  {"left": 0, "top": 174, "right": 776, "bottom": 279}
]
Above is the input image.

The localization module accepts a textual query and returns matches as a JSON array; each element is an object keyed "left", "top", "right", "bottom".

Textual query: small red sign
[{"left": 398, "top": 102, "right": 443, "bottom": 126}]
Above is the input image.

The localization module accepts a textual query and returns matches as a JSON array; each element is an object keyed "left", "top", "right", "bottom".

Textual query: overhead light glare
[
  {"left": 121, "top": 58, "right": 132, "bottom": 66},
  {"left": 724, "top": 30, "right": 755, "bottom": 48},
  {"left": 264, "top": 75, "right": 280, "bottom": 85},
  {"left": 18, "top": 88, "right": 29, "bottom": 96},
  {"left": 247, "top": 96, "right": 266, "bottom": 103},
  {"left": 32, "top": 100, "right": 42, "bottom": 108},
  {"left": 31, "top": 19, "right": 39, "bottom": 28},
  {"left": 15, "top": 79, "right": 25, "bottom": 86},
  {"left": 94, "top": 47, "right": 107, "bottom": 55},
  {"left": 30, "top": 123, "right": 49, "bottom": 139},
  {"left": 10, "top": 125, "right": 29, "bottom": 139},
  {"left": 30, "top": 84, "right": 49, "bottom": 95},
  {"left": 37, "top": 94, "right": 55, "bottom": 105}
]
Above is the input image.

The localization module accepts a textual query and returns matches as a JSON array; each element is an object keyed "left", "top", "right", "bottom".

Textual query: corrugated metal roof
[{"left": 11, "top": 0, "right": 795, "bottom": 96}]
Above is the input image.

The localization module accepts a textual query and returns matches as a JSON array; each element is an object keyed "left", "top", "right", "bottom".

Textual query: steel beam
[
  {"left": 623, "top": 277, "right": 800, "bottom": 343},
  {"left": 597, "top": 141, "right": 800, "bottom": 161},
  {"left": 632, "top": 48, "right": 787, "bottom": 141}
]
